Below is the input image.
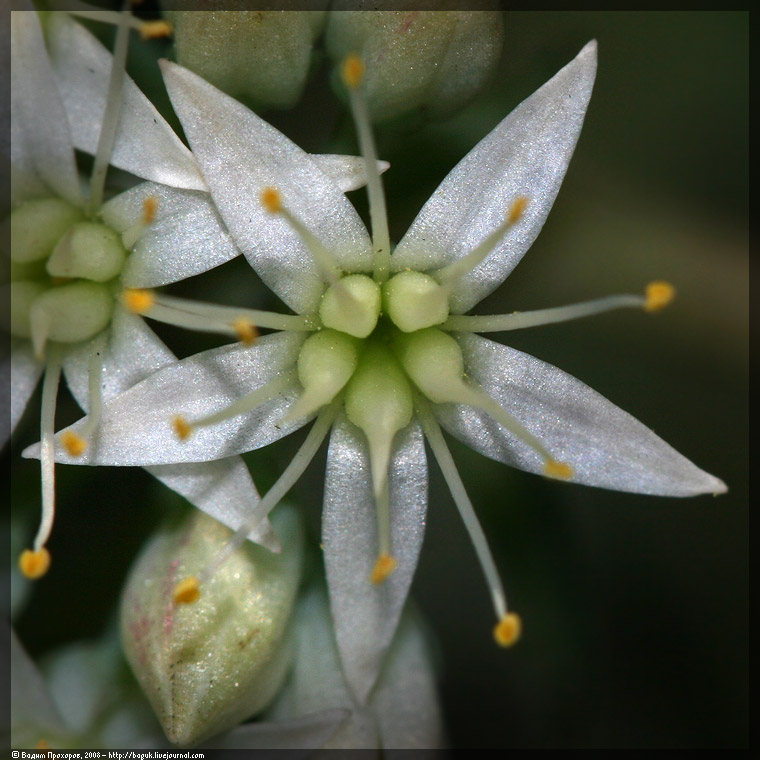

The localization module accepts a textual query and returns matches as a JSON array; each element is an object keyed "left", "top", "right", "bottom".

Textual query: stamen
[
  {"left": 19, "top": 548, "right": 51, "bottom": 580},
  {"left": 88, "top": 10, "right": 131, "bottom": 215},
  {"left": 23, "top": 348, "right": 64, "bottom": 576},
  {"left": 122, "top": 288, "right": 155, "bottom": 314},
  {"left": 435, "top": 197, "right": 529, "bottom": 291},
  {"left": 180, "top": 402, "right": 340, "bottom": 594},
  {"left": 172, "top": 370, "right": 296, "bottom": 440},
  {"left": 173, "top": 575, "right": 201, "bottom": 605},
  {"left": 260, "top": 187, "right": 344, "bottom": 285},
  {"left": 644, "top": 281, "right": 676, "bottom": 312},
  {"left": 371, "top": 553, "right": 397, "bottom": 585},
  {"left": 140, "top": 293, "right": 314, "bottom": 334},
  {"left": 340, "top": 54, "right": 391, "bottom": 283},
  {"left": 416, "top": 397, "right": 513, "bottom": 630},
  {"left": 139, "top": 19, "right": 173, "bottom": 40},
  {"left": 493, "top": 613, "right": 522, "bottom": 647}
]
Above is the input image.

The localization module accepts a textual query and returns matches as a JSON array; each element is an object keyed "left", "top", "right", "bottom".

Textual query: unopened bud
[
  {"left": 120, "top": 507, "right": 304, "bottom": 747},
  {"left": 162, "top": 6, "right": 328, "bottom": 110},
  {"left": 326, "top": 7, "right": 504, "bottom": 124}
]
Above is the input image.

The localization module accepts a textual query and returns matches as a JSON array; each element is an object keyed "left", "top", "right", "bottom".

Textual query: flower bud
[
  {"left": 162, "top": 5, "right": 328, "bottom": 110},
  {"left": 120, "top": 506, "right": 304, "bottom": 747},
  {"left": 326, "top": 7, "right": 504, "bottom": 124}
]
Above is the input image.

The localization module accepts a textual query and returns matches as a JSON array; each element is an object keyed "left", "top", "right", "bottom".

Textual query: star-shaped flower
[
  {"left": 36, "top": 41, "right": 725, "bottom": 705},
  {"left": 7, "top": 11, "right": 378, "bottom": 574}
]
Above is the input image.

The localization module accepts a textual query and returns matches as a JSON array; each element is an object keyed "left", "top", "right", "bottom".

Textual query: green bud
[
  {"left": 162, "top": 7, "right": 328, "bottom": 110},
  {"left": 326, "top": 7, "right": 504, "bottom": 124},
  {"left": 11, "top": 198, "right": 82, "bottom": 263},
  {"left": 6, "top": 280, "right": 49, "bottom": 339},
  {"left": 47, "top": 222, "right": 126, "bottom": 283},
  {"left": 319, "top": 274, "right": 381, "bottom": 338},
  {"left": 29, "top": 281, "right": 113, "bottom": 348},
  {"left": 120, "top": 507, "right": 304, "bottom": 747},
  {"left": 383, "top": 271, "right": 449, "bottom": 332}
]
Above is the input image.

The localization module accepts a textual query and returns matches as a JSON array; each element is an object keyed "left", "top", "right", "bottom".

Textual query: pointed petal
[
  {"left": 28, "top": 331, "right": 305, "bottom": 466},
  {"left": 11, "top": 11, "right": 83, "bottom": 206},
  {"left": 160, "top": 60, "right": 373, "bottom": 314},
  {"left": 392, "top": 41, "right": 597, "bottom": 313},
  {"left": 101, "top": 183, "right": 240, "bottom": 288},
  {"left": 210, "top": 710, "right": 348, "bottom": 750},
  {"left": 47, "top": 14, "right": 206, "bottom": 191},
  {"left": 436, "top": 333, "right": 726, "bottom": 496},
  {"left": 9, "top": 339, "right": 43, "bottom": 441},
  {"left": 373, "top": 607, "right": 445, "bottom": 749},
  {"left": 146, "top": 459, "right": 278, "bottom": 552},
  {"left": 10, "top": 628, "right": 68, "bottom": 745},
  {"left": 322, "top": 416, "right": 428, "bottom": 704},
  {"left": 311, "top": 154, "right": 390, "bottom": 193}
]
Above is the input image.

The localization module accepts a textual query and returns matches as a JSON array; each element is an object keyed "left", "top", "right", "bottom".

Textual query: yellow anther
[
  {"left": 61, "top": 430, "right": 87, "bottom": 457},
  {"left": 232, "top": 316, "right": 259, "bottom": 346},
  {"left": 172, "top": 415, "right": 193, "bottom": 441},
  {"left": 508, "top": 196, "right": 529, "bottom": 225},
  {"left": 173, "top": 576, "right": 201, "bottom": 605},
  {"left": 139, "top": 20, "right": 173, "bottom": 40},
  {"left": 543, "top": 459, "right": 574, "bottom": 480},
  {"left": 35, "top": 739, "right": 50, "bottom": 749},
  {"left": 19, "top": 548, "right": 51, "bottom": 580},
  {"left": 142, "top": 195, "right": 159, "bottom": 224},
  {"left": 644, "top": 281, "right": 676, "bottom": 312},
  {"left": 370, "top": 553, "right": 397, "bottom": 584},
  {"left": 341, "top": 54, "right": 365, "bottom": 89},
  {"left": 122, "top": 288, "right": 155, "bottom": 314},
  {"left": 493, "top": 613, "right": 522, "bottom": 647},
  {"left": 261, "top": 187, "right": 282, "bottom": 214}
]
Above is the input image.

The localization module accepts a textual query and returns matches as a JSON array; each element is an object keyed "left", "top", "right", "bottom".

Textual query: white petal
[
  {"left": 311, "top": 154, "right": 390, "bottom": 193},
  {"left": 10, "top": 627, "right": 67, "bottom": 745},
  {"left": 146, "top": 459, "right": 278, "bottom": 552},
  {"left": 372, "top": 607, "right": 445, "bottom": 750},
  {"left": 11, "top": 11, "right": 83, "bottom": 207},
  {"left": 47, "top": 14, "right": 206, "bottom": 191},
  {"left": 160, "top": 60, "right": 373, "bottom": 314},
  {"left": 211, "top": 710, "right": 348, "bottom": 750},
  {"left": 28, "top": 331, "right": 306, "bottom": 466},
  {"left": 436, "top": 333, "right": 727, "bottom": 497},
  {"left": 392, "top": 41, "right": 597, "bottom": 313},
  {"left": 322, "top": 416, "right": 428, "bottom": 705},
  {"left": 9, "top": 339, "right": 43, "bottom": 441},
  {"left": 101, "top": 183, "right": 240, "bottom": 288}
]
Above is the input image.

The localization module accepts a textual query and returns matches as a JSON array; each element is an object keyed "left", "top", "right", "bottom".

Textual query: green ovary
[{"left": 7, "top": 197, "right": 128, "bottom": 347}]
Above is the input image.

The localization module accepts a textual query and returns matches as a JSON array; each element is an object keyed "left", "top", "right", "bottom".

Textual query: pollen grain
[
  {"left": 644, "top": 281, "right": 676, "bottom": 312},
  {"left": 341, "top": 54, "right": 365, "bottom": 89},
  {"left": 123, "top": 288, "right": 156, "bottom": 314},
  {"left": 543, "top": 460, "right": 574, "bottom": 480},
  {"left": 173, "top": 576, "right": 201, "bottom": 605},
  {"left": 261, "top": 187, "right": 282, "bottom": 213},
  {"left": 493, "top": 613, "right": 522, "bottom": 647},
  {"left": 61, "top": 430, "right": 87, "bottom": 457},
  {"left": 370, "top": 553, "right": 397, "bottom": 584},
  {"left": 19, "top": 548, "right": 51, "bottom": 580},
  {"left": 232, "top": 317, "right": 259, "bottom": 346}
]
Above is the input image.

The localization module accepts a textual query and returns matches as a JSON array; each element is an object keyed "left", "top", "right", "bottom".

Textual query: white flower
[{"left": 33, "top": 41, "right": 725, "bottom": 707}]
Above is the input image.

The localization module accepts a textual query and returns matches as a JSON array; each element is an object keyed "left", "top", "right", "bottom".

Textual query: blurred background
[{"left": 7, "top": 9, "right": 748, "bottom": 750}]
